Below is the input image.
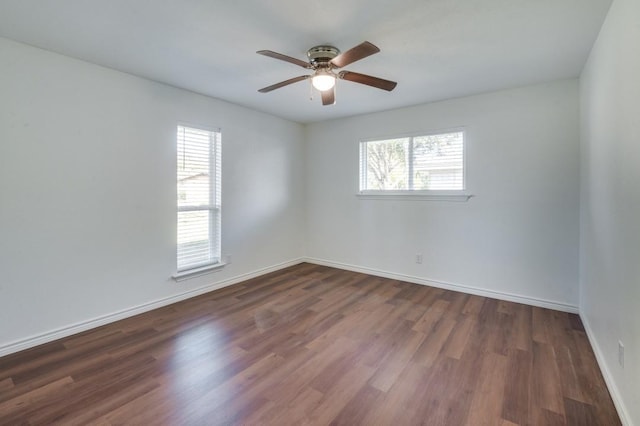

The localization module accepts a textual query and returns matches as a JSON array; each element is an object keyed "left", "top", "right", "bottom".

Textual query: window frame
[
  {"left": 173, "top": 123, "right": 223, "bottom": 280},
  {"left": 357, "top": 128, "right": 471, "bottom": 201}
]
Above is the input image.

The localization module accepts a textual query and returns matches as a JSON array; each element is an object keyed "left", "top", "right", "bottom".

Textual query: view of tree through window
[
  {"left": 362, "top": 138, "right": 409, "bottom": 190},
  {"left": 360, "top": 131, "right": 464, "bottom": 191}
]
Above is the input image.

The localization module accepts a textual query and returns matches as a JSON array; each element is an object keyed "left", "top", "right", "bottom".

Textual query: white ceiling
[{"left": 0, "top": 0, "right": 611, "bottom": 123}]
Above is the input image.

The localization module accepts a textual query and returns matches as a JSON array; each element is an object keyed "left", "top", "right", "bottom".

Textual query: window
[
  {"left": 359, "top": 130, "right": 465, "bottom": 194},
  {"left": 176, "top": 125, "right": 221, "bottom": 273}
]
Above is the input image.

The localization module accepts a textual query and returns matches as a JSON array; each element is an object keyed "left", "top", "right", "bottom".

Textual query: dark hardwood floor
[{"left": 0, "top": 263, "right": 620, "bottom": 425}]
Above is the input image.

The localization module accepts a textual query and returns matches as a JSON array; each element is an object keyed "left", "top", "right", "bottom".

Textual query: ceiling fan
[{"left": 257, "top": 41, "right": 397, "bottom": 106}]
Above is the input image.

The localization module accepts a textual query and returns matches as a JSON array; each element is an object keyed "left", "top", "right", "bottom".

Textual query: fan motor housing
[{"left": 307, "top": 45, "right": 340, "bottom": 66}]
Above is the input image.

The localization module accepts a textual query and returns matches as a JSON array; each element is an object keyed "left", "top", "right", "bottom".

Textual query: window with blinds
[
  {"left": 359, "top": 130, "right": 465, "bottom": 192},
  {"left": 177, "top": 125, "right": 221, "bottom": 272}
]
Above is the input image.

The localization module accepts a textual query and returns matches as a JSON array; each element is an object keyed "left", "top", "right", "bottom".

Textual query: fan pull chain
[{"left": 309, "top": 79, "right": 314, "bottom": 101}]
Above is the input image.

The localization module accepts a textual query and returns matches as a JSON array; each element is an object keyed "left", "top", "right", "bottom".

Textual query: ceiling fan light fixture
[
  {"left": 257, "top": 41, "right": 397, "bottom": 104},
  {"left": 311, "top": 70, "right": 336, "bottom": 91}
]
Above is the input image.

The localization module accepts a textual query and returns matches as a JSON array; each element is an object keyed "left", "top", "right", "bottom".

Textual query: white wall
[
  {"left": 306, "top": 80, "right": 580, "bottom": 309},
  {"left": 579, "top": 0, "right": 640, "bottom": 423},
  {"left": 0, "top": 37, "right": 305, "bottom": 352},
  {"left": 0, "top": 20, "right": 635, "bottom": 422}
]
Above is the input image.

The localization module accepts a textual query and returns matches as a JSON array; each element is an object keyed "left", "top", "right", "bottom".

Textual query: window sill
[
  {"left": 172, "top": 262, "right": 226, "bottom": 282},
  {"left": 357, "top": 192, "right": 473, "bottom": 202}
]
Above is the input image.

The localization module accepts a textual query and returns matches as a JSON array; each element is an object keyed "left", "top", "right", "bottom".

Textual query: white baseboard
[
  {"left": 580, "top": 314, "right": 632, "bottom": 426},
  {"left": 303, "top": 257, "right": 579, "bottom": 314},
  {"left": 304, "top": 258, "right": 631, "bottom": 423},
  {"left": 0, "top": 256, "right": 580, "bottom": 357},
  {"left": 4, "top": 256, "right": 627, "bottom": 424},
  {"left": 0, "top": 258, "right": 304, "bottom": 357}
]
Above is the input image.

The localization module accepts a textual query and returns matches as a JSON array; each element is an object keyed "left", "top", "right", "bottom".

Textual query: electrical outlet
[
  {"left": 224, "top": 254, "right": 232, "bottom": 265},
  {"left": 415, "top": 254, "right": 423, "bottom": 264},
  {"left": 618, "top": 341, "right": 624, "bottom": 368}
]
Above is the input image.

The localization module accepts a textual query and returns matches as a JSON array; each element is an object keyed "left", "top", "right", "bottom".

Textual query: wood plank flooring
[{"left": 0, "top": 263, "right": 620, "bottom": 425}]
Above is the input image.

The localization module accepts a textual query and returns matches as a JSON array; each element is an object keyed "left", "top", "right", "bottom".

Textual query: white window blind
[
  {"left": 177, "top": 125, "right": 221, "bottom": 272},
  {"left": 359, "top": 131, "right": 465, "bottom": 192}
]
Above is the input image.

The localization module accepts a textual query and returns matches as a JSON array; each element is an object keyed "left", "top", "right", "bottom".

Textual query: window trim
[
  {"left": 174, "top": 123, "right": 223, "bottom": 279},
  {"left": 356, "top": 192, "right": 472, "bottom": 202},
  {"left": 172, "top": 261, "right": 226, "bottom": 282},
  {"left": 358, "top": 127, "right": 470, "bottom": 200}
]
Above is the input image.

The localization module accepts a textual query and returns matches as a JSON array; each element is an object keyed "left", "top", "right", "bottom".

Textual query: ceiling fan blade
[
  {"left": 330, "top": 41, "right": 380, "bottom": 68},
  {"left": 321, "top": 87, "right": 335, "bottom": 106},
  {"left": 338, "top": 71, "right": 397, "bottom": 91},
  {"left": 257, "top": 50, "right": 312, "bottom": 69},
  {"left": 258, "top": 75, "right": 309, "bottom": 93}
]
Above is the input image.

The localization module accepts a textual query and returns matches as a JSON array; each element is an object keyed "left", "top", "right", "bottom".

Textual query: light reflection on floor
[
  {"left": 167, "top": 322, "right": 236, "bottom": 420},
  {"left": 165, "top": 310, "right": 284, "bottom": 422}
]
